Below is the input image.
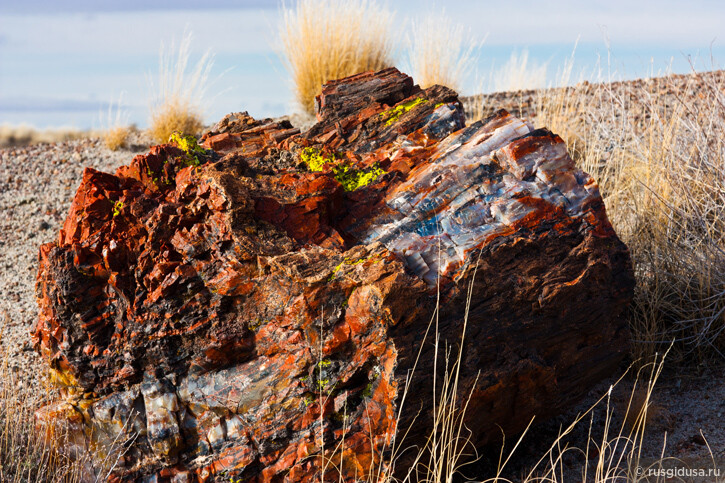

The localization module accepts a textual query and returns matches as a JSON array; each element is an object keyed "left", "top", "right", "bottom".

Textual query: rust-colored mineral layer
[{"left": 34, "top": 68, "right": 634, "bottom": 482}]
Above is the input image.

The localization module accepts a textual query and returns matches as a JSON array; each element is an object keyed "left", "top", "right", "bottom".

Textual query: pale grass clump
[
  {"left": 102, "top": 127, "right": 130, "bottom": 151},
  {"left": 280, "top": 0, "right": 395, "bottom": 116},
  {"left": 148, "top": 101, "right": 204, "bottom": 145},
  {"left": 148, "top": 31, "right": 212, "bottom": 144},
  {"left": 100, "top": 93, "right": 130, "bottom": 151},
  {"left": 491, "top": 49, "right": 548, "bottom": 93},
  {"left": 406, "top": 13, "right": 479, "bottom": 91},
  {"left": 536, "top": 67, "right": 725, "bottom": 362}
]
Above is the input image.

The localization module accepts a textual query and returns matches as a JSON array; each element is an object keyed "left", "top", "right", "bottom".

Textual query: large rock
[{"left": 33, "top": 68, "right": 634, "bottom": 482}]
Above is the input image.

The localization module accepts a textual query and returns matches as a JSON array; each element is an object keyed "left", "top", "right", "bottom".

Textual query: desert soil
[{"left": 1, "top": 72, "right": 723, "bottom": 481}]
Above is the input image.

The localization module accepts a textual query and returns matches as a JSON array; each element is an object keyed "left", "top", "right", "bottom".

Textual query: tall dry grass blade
[{"left": 148, "top": 29, "right": 213, "bottom": 143}]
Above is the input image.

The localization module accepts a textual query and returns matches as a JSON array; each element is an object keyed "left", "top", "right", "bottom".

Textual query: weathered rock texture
[{"left": 34, "top": 68, "right": 634, "bottom": 482}]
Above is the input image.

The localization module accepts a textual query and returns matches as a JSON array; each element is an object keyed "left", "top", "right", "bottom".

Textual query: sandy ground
[{"left": 1, "top": 74, "right": 723, "bottom": 481}]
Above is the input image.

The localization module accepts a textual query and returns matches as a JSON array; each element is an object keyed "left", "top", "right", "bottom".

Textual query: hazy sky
[{"left": 1, "top": 0, "right": 723, "bottom": 129}]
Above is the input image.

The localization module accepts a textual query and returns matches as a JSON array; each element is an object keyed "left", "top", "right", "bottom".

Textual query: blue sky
[{"left": 1, "top": 0, "right": 723, "bottom": 129}]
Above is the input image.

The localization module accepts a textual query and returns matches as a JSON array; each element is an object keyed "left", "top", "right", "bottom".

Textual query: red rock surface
[{"left": 33, "top": 68, "right": 634, "bottom": 482}]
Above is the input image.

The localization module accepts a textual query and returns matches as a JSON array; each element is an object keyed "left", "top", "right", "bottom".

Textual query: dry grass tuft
[
  {"left": 0, "top": 332, "right": 78, "bottom": 481},
  {"left": 501, "top": 348, "right": 680, "bottom": 483},
  {"left": 280, "top": 0, "right": 395, "bottom": 116},
  {"left": 148, "top": 31, "right": 212, "bottom": 144},
  {"left": 148, "top": 101, "right": 204, "bottom": 145},
  {"left": 491, "top": 49, "right": 548, "bottom": 93},
  {"left": 536, "top": 67, "right": 725, "bottom": 363},
  {"left": 465, "top": 50, "right": 549, "bottom": 125},
  {"left": 406, "top": 12, "right": 478, "bottom": 91},
  {"left": 100, "top": 93, "right": 130, "bottom": 151},
  {"left": 102, "top": 127, "right": 130, "bottom": 151}
]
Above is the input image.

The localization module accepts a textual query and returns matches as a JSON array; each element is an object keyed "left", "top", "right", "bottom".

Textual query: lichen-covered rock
[{"left": 34, "top": 67, "right": 634, "bottom": 482}]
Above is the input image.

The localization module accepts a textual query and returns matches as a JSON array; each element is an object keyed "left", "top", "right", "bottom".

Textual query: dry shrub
[
  {"left": 148, "top": 31, "right": 211, "bottom": 144},
  {"left": 536, "top": 68, "right": 725, "bottom": 363},
  {"left": 280, "top": 0, "right": 395, "bottom": 116},
  {"left": 406, "top": 12, "right": 478, "bottom": 91}
]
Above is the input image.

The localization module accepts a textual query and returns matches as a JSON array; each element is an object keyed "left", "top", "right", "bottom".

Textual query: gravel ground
[
  {"left": 1, "top": 76, "right": 724, "bottom": 480},
  {"left": 463, "top": 69, "right": 725, "bottom": 133}
]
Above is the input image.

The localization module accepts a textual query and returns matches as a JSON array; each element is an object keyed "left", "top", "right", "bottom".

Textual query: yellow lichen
[
  {"left": 169, "top": 131, "right": 208, "bottom": 167},
  {"left": 112, "top": 200, "right": 124, "bottom": 218},
  {"left": 381, "top": 97, "right": 428, "bottom": 126},
  {"left": 332, "top": 163, "right": 386, "bottom": 191},
  {"left": 300, "top": 147, "right": 386, "bottom": 192},
  {"left": 300, "top": 147, "right": 330, "bottom": 172}
]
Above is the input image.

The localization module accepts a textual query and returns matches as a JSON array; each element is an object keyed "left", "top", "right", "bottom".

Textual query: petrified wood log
[{"left": 34, "top": 67, "right": 634, "bottom": 482}]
